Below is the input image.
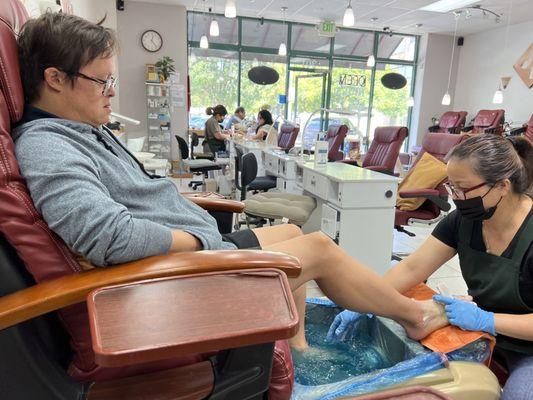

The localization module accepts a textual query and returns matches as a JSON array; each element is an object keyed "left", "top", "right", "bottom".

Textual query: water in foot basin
[{"left": 292, "top": 321, "right": 393, "bottom": 386}]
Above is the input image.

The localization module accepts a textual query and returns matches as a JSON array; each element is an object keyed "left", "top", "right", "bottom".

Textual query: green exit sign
[{"left": 316, "top": 21, "right": 337, "bottom": 37}]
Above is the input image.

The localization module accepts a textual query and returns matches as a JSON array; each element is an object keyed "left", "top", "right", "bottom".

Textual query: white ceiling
[{"left": 131, "top": 0, "right": 533, "bottom": 35}]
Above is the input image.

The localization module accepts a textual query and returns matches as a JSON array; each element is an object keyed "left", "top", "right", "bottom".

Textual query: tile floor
[{"left": 170, "top": 177, "right": 468, "bottom": 300}]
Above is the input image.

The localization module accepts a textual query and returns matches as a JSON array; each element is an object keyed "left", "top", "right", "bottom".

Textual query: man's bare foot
[
  {"left": 289, "top": 334, "right": 309, "bottom": 351},
  {"left": 401, "top": 299, "right": 449, "bottom": 341}
]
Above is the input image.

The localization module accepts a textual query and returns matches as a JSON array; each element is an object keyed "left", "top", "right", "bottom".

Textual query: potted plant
[{"left": 155, "top": 56, "right": 175, "bottom": 83}]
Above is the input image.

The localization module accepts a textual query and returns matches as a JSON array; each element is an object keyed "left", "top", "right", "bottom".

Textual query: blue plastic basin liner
[{"left": 290, "top": 299, "right": 491, "bottom": 400}]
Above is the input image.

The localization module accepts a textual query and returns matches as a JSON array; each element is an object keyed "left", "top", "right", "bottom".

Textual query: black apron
[{"left": 458, "top": 215, "right": 533, "bottom": 354}]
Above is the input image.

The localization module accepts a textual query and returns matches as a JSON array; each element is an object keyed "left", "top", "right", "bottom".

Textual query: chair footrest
[{"left": 244, "top": 192, "right": 316, "bottom": 226}]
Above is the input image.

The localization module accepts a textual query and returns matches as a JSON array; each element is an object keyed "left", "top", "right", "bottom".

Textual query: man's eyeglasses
[
  {"left": 76, "top": 72, "right": 117, "bottom": 97},
  {"left": 443, "top": 182, "right": 489, "bottom": 200}
]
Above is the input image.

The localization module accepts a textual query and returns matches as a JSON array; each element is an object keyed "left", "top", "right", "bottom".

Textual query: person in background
[
  {"left": 328, "top": 135, "right": 533, "bottom": 400},
  {"left": 250, "top": 109, "right": 274, "bottom": 142},
  {"left": 224, "top": 106, "right": 245, "bottom": 131},
  {"left": 204, "top": 104, "right": 231, "bottom": 154}
]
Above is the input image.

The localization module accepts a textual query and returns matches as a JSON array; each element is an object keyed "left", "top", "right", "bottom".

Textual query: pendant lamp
[
  {"left": 442, "top": 12, "right": 460, "bottom": 106},
  {"left": 343, "top": 1, "right": 355, "bottom": 27},
  {"left": 225, "top": 0, "right": 236, "bottom": 18},
  {"left": 200, "top": 34, "right": 209, "bottom": 49},
  {"left": 210, "top": 19, "right": 219, "bottom": 36}
]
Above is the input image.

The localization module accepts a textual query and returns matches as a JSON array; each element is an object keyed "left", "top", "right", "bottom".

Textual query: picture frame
[
  {"left": 145, "top": 64, "right": 159, "bottom": 83},
  {"left": 514, "top": 43, "right": 533, "bottom": 89}
]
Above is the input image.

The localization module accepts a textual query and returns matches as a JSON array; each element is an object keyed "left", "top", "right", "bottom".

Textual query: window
[
  {"left": 187, "top": 13, "right": 238, "bottom": 46},
  {"left": 241, "top": 19, "right": 287, "bottom": 50},
  {"left": 188, "top": 48, "right": 239, "bottom": 126},
  {"left": 291, "top": 24, "right": 331, "bottom": 53},
  {"left": 240, "top": 52, "right": 287, "bottom": 116},
  {"left": 330, "top": 60, "right": 371, "bottom": 138},
  {"left": 187, "top": 12, "right": 418, "bottom": 146},
  {"left": 334, "top": 29, "right": 374, "bottom": 58},
  {"left": 377, "top": 34, "right": 416, "bottom": 61},
  {"left": 370, "top": 63, "right": 414, "bottom": 140}
]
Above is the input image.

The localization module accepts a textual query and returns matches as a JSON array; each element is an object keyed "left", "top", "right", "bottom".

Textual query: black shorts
[{"left": 222, "top": 229, "right": 261, "bottom": 249}]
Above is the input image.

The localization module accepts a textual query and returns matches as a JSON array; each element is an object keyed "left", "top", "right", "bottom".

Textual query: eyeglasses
[
  {"left": 443, "top": 181, "right": 489, "bottom": 200},
  {"left": 76, "top": 72, "right": 117, "bottom": 97}
]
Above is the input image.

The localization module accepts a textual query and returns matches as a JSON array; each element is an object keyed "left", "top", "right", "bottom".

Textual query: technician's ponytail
[
  {"left": 205, "top": 105, "right": 227, "bottom": 117},
  {"left": 508, "top": 136, "right": 533, "bottom": 194}
]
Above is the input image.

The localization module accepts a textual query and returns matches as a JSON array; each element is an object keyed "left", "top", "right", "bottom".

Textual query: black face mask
[{"left": 453, "top": 186, "right": 502, "bottom": 221}]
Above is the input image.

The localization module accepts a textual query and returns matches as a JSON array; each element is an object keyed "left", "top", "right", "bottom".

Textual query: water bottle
[
  {"left": 343, "top": 137, "right": 350, "bottom": 159},
  {"left": 315, "top": 131, "right": 328, "bottom": 167}
]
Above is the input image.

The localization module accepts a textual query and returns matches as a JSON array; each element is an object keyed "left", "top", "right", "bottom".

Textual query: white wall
[
  {"left": 454, "top": 20, "right": 533, "bottom": 125},
  {"left": 116, "top": 1, "right": 188, "bottom": 160},
  {"left": 411, "top": 33, "right": 461, "bottom": 147},
  {"left": 69, "top": 0, "right": 116, "bottom": 28}
]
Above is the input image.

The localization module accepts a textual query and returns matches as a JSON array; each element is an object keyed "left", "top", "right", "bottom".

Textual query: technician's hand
[
  {"left": 326, "top": 310, "right": 371, "bottom": 342},
  {"left": 433, "top": 295, "right": 495, "bottom": 336}
]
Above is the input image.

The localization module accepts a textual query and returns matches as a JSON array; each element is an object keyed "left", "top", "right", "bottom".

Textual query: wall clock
[{"left": 141, "top": 30, "right": 163, "bottom": 53}]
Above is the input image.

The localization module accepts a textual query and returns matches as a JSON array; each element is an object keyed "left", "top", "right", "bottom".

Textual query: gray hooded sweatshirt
[{"left": 12, "top": 117, "right": 236, "bottom": 267}]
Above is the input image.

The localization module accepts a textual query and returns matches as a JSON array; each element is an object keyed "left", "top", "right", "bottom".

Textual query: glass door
[
  {"left": 288, "top": 57, "right": 329, "bottom": 146},
  {"left": 330, "top": 59, "right": 371, "bottom": 142}
]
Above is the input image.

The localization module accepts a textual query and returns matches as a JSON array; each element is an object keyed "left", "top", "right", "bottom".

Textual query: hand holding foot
[{"left": 401, "top": 299, "right": 449, "bottom": 341}]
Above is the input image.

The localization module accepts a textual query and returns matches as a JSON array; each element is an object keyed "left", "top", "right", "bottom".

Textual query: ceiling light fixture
[
  {"left": 200, "top": 1, "right": 210, "bottom": 48},
  {"left": 209, "top": 3, "right": 220, "bottom": 37},
  {"left": 210, "top": 19, "right": 220, "bottom": 36},
  {"left": 493, "top": 1, "right": 513, "bottom": 104},
  {"left": 492, "top": 87, "right": 503, "bottom": 104},
  {"left": 366, "top": 17, "right": 377, "bottom": 68},
  {"left": 279, "top": 7, "right": 288, "bottom": 56},
  {"left": 464, "top": 5, "right": 503, "bottom": 24},
  {"left": 200, "top": 34, "right": 209, "bottom": 49},
  {"left": 343, "top": 0, "right": 355, "bottom": 27},
  {"left": 224, "top": 0, "right": 236, "bottom": 18},
  {"left": 442, "top": 11, "right": 460, "bottom": 106},
  {"left": 421, "top": 0, "right": 479, "bottom": 13}
]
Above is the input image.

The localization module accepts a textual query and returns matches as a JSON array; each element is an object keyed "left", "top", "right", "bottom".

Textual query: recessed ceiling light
[{"left": 421, "top": 0, "right": 480, "bottom": 13}]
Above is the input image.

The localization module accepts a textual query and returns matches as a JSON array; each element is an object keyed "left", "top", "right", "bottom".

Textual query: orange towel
[{"left": 404, "top": 283, "right": 496, "bottom": 365}]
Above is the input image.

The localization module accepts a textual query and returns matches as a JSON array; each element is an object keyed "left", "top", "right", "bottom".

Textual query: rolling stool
[
  {"left": 234, "top": 147, "right": 276, "bottom": 201},
  {"left": 175, "top": 135, "right": 224, "bottom": 190}
]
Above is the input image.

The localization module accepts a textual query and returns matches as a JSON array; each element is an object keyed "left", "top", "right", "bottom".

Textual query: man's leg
[
  {"left": 252, "top": 224, "right": 308, "bottom": 348},
  {"left": 262, "top": 231, "right": 447, "bottom": 346},
  {"left": 252, "top": 223, "right": 303, "bottom": 246}
]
